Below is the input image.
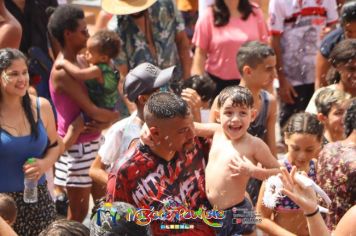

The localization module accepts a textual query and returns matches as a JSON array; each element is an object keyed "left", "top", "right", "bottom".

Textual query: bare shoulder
[
  {"left": 30, "top": 95, "right": 53, "bottom": 121},
  {"left": 249, "top": 134, "right": 266, "bottom": 147}
]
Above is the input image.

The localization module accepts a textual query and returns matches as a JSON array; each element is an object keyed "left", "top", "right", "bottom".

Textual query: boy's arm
[
  {"left": 230, "top": 138, "right": 281, "bottom": 180},
  {"left": 194, "top": 122, "right": 221, "bottom": 137},
  {"left": 256, "top": 183, "right": 297, "bottom": 236},
  {"left": 230, "top": 155, "right": 281, "bottom": 181},
  {"left": 265, "top": 94, "right": 277, "bottom": 157},
  {"left": 56, "top": 59, "right": 103, "bottom": 83}
]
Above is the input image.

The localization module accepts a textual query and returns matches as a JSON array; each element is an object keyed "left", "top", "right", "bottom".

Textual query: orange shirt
[{"left": 176, "top": 0, "right": 198, "bottom": 12}]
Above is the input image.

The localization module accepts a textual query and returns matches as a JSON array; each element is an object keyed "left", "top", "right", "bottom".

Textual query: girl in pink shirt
[{"left": 192, "top": 0, "right": 268, "bottom": 96}]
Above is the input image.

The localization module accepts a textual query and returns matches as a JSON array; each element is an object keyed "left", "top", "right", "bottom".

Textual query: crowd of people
[{"left": 0, "top": 0, "right": 355, "bottom": 235}]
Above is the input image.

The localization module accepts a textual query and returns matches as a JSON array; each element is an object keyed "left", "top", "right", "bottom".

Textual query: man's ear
[
  {"left": 137, "top": 94, "right": 149, "bottom": 105},
  {"left": 317, "top": 112, "right": 327, "bottom": 123},
  {"left": 149, "top": 126, "right": 160, "bottom": 142}
]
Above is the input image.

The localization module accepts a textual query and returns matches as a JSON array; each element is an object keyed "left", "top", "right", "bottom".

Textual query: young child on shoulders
[
  {"left": 56, "top": 30, "right": 120, "bottom": 110},
  {"left": 315, "top": 88, "right": 350, "bottom": 145},
  {"left": 209, "top": 41, "right": 278, "bottom": 155},
  {"left": 256, "top": 112, "right": 324, "bottom": 236},
  {"left": 0, "top": 194, "right": 17, "bottom": 226},
  {"left": 208, "top": 41, "right": 278, "bottom": 206},
  {"left": 205, "top": 86, "right": 280, "bottom": 236}
]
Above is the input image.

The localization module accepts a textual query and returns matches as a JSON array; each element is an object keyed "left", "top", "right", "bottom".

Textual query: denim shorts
[{"left": 215, "top": 198, "right": 256, "bottom": 236}]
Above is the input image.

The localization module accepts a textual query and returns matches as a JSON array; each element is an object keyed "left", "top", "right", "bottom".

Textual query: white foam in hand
[
  {"left": 263, "top": 175, "right": 284, "bottom": 209},
  {"left": 263, "top": 174, "right": 331, "bottom": 213}
]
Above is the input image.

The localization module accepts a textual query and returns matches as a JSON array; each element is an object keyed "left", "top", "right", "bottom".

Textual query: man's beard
[{"left": 182, "top": 138, "right": 195, "bottom": 154}]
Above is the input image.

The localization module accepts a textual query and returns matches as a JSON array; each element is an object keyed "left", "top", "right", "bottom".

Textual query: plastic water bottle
[{"left": 23, "top": 158, "right": 38, "bottom": 203}]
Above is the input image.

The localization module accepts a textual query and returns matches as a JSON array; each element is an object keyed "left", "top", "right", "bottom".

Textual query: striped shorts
[{"left": 54, "top": 138, "right": 101, "bottom": 188}]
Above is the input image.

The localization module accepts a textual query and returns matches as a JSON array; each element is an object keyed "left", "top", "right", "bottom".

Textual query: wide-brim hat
[{"left": 101, "top": 0, "right": 157, "bottom": 15}]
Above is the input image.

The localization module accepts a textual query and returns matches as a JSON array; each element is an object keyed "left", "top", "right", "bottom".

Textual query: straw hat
[{"left": 101, "top": 0, "right": 157, "bottom": 15}]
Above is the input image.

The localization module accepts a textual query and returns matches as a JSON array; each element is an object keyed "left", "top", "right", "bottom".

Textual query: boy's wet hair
[
  {"left": 144, "top": 92, "right": 189, "bottom": 123},
  {"left": 283, "top": 112, "right": 324, "bottom": 140},
  {"left": 48, "top": 5, "right": 85, "bottom": 47},
  {"left": 91, "top": 30, "right": 121, "bottom": 59},
  {"left": 344, "top": 98, "right": 356, "bottom": 137},
  {"left": 315, "top": 88, "right": 350, "bottom": 116},
  {"left": 217, "top": 86, "right": 254, "bottom": 109},
  {"left": 340, "top": 1, "right": 356, "bottom": 25},
  {"left": 0, "top": 194, "right": 17, "bottom": 224},
  {"left": 330, "top": 39, "right": 356, "bottom": 67},
  {"left": 181, "top": 75, "right": 216, "bottom": 103},
  {"left": 236, "top": 41, "right": 275, "bottom": 74}
]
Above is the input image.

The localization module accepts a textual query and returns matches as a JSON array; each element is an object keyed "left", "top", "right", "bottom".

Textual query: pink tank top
[{"left": 49, "top": 75, "right": 100, "bottom": 144}]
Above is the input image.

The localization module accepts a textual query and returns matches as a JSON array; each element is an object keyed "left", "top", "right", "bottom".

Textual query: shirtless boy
[{"left": 205, "top": 86, "right": 280, "bottom": 236}]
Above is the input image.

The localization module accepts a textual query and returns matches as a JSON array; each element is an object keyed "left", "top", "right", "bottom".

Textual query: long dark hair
[
  {"left": 0, "top": 48, "right": 38, "bottom": 139},
  {"left": 213, "top": 0, "right": 254, "bottom": 27}
]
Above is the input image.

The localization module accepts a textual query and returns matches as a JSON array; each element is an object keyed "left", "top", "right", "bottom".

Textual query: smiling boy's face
[{"left": 218, "top": 98, "right": 256, "bottom": 141}]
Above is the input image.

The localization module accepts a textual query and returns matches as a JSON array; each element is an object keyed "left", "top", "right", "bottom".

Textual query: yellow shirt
[{"left": 176, "top": 0, "right": 198, "bottom": 12}]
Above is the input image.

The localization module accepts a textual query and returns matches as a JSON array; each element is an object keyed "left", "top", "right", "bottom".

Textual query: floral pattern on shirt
[
  {"left": 114, "top": 0, "right": 185, "bottom": 72},
  {"left": 317, "top": 141, "right": 356, "bottom": 231}
]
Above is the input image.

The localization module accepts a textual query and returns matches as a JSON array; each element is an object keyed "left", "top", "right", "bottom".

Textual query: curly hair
[{"left": 90, "top": 30, "right": 121, "bottom": 59}]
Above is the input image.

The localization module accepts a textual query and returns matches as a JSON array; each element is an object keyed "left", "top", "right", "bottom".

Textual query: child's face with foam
[
  {"left": 285, "top": 133, "right": 321, "bottom": 169},
  {"left": 249, "top": 55, "right": 277, "bottom": 89},
  {"left": 219, "top": 98, "right": 255, "bottom": 140}
]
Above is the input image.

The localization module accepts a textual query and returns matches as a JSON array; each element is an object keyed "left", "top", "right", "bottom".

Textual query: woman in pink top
[{"left": 191, "top": 0, "right": 268, "bottom": 96}]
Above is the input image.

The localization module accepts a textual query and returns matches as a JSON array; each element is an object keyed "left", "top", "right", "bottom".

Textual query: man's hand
[
  {"left": 181, "top": 88, "right": 202, "bottom": 110},
  {"left": 278, "top": 77, "right": 298, "bottom": 104}
]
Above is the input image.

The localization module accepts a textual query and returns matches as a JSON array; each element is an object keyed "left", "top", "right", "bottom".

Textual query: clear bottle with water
[{"left": 23, "top": 158, "right": 38, "bottom": 203}]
